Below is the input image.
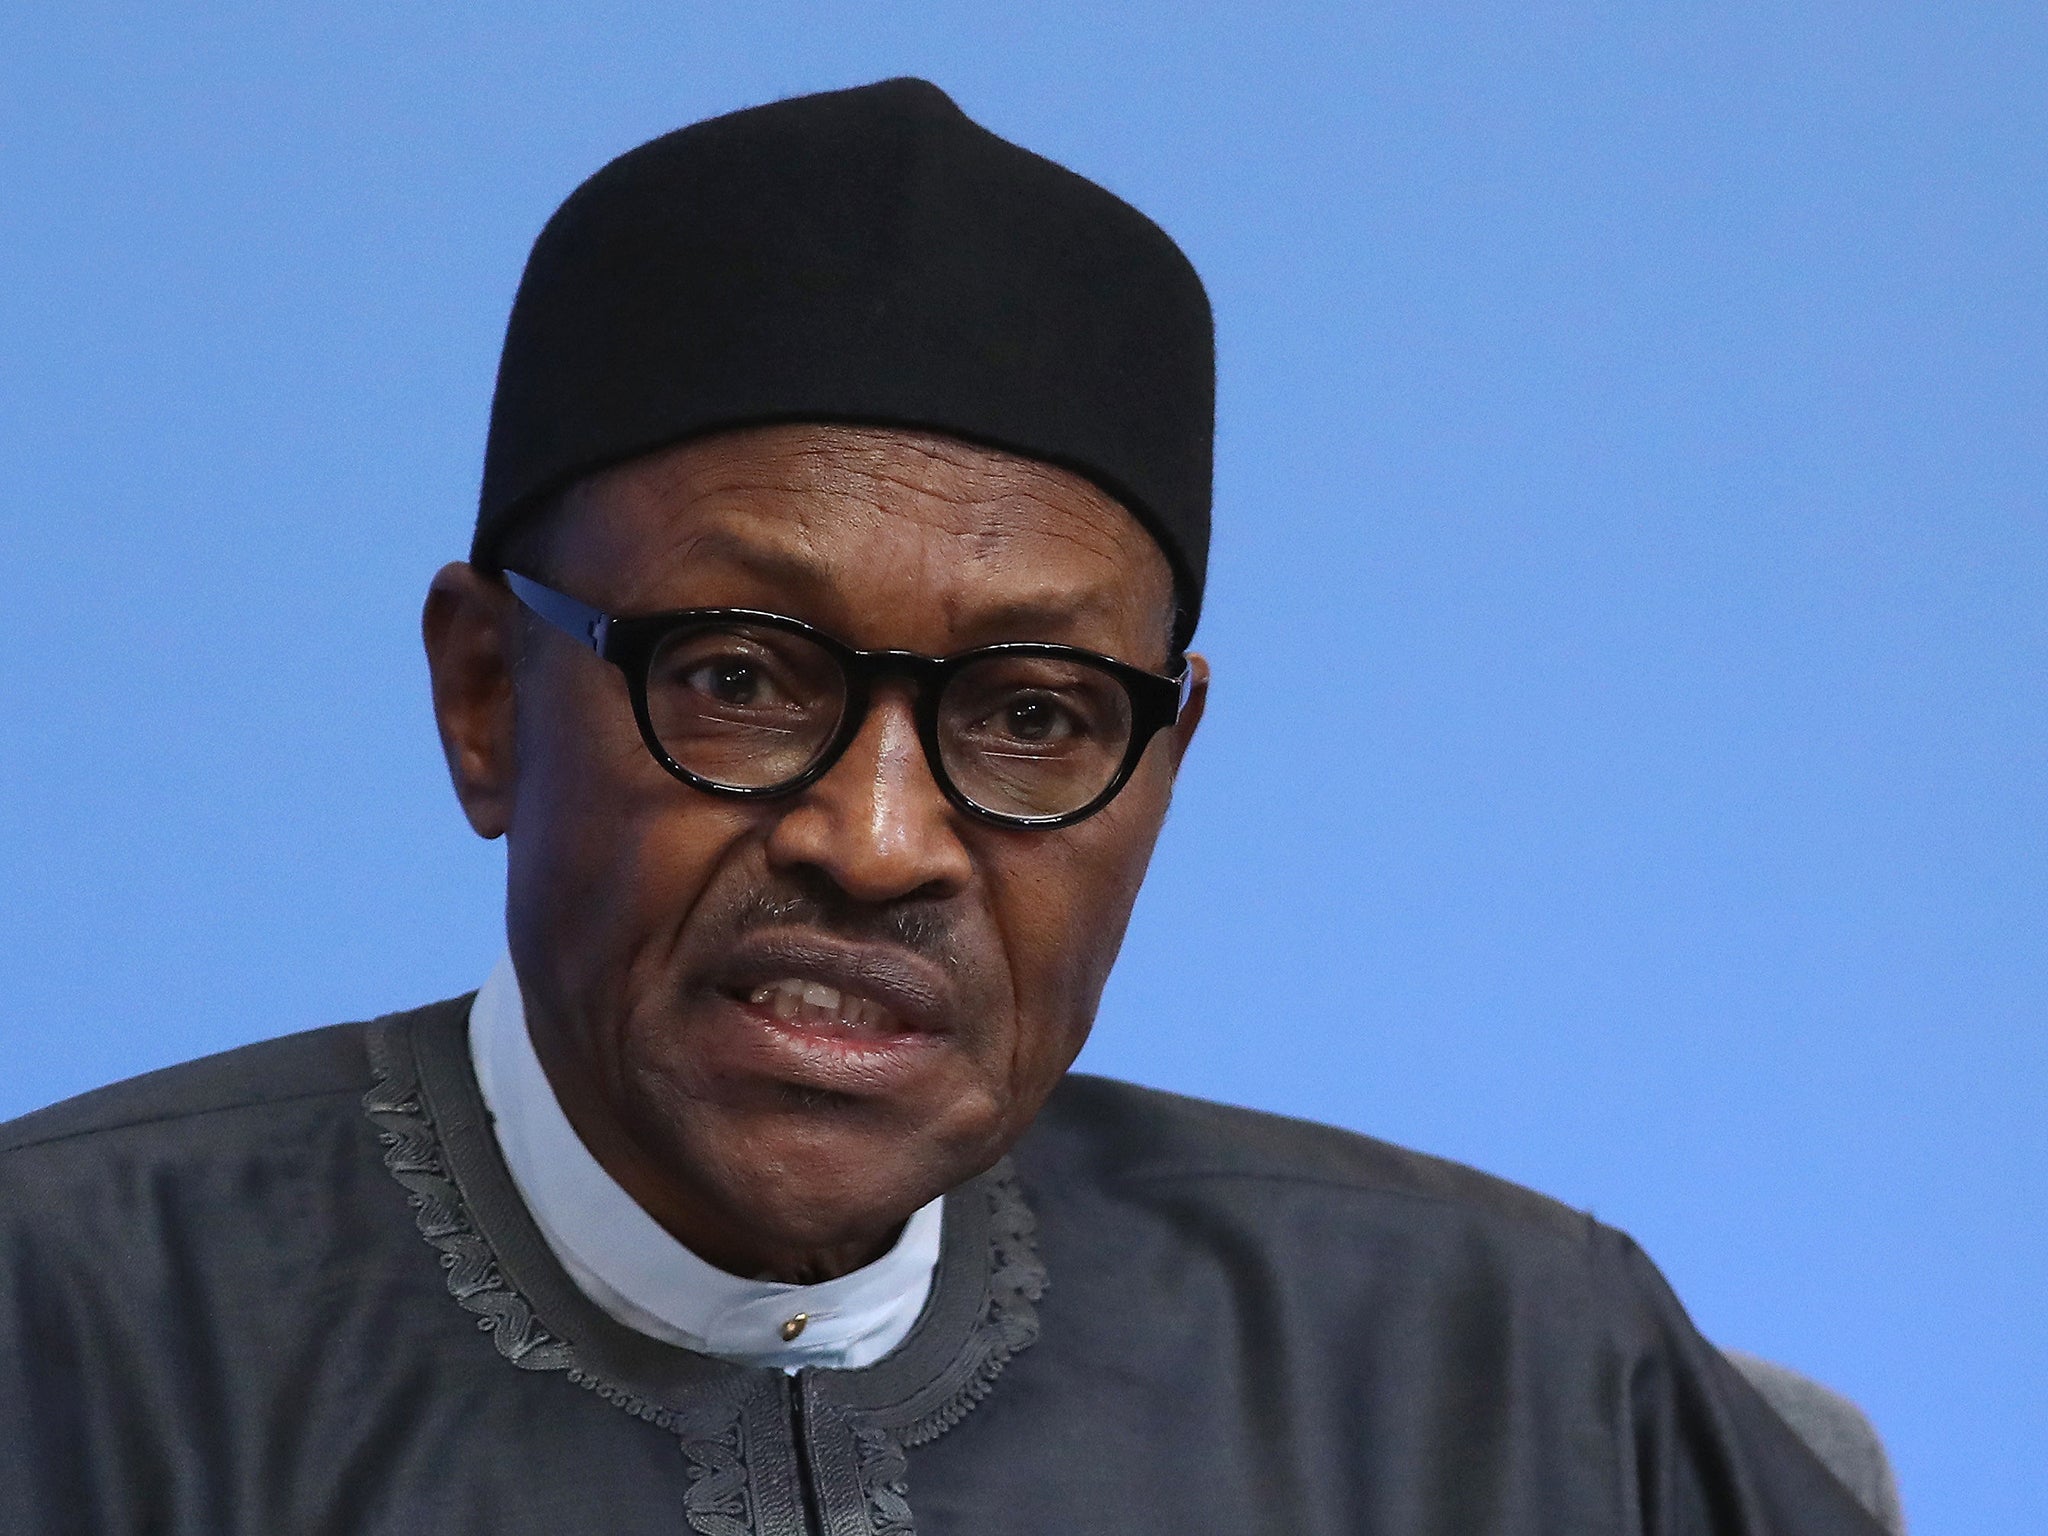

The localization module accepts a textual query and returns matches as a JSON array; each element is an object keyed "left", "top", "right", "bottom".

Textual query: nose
[{"left": 762, "top": 684, "right": 974, "bottom": 904}]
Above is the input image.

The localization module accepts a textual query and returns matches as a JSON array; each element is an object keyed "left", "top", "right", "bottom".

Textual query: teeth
[{"left": 747, "top": 978, "right": 901, "bottom": 1035}]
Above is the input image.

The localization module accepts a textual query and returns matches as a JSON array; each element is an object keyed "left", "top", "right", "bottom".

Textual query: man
[{"left": 0, "top": 79, "right": 1888, "bottom": 1533}]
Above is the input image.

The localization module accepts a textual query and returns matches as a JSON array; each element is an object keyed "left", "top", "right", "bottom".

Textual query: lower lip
[{"left": 712, "top": 993, "right": 950, "bottom": 1095}]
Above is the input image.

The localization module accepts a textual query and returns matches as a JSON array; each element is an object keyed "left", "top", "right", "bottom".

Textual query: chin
[{"left": 636, "top": 1074, "right": 963, "bottom": 1234}]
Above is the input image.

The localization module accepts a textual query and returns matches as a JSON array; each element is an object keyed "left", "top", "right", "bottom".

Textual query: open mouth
[
  {"left": 713, "top": 934, "right": 956, "bottom": 1086},
  {"left": 743, "top": 978, "right": 919, "bottom": 1041}
]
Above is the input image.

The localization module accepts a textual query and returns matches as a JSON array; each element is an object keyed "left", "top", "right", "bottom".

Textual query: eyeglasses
[{"left": 503, "top": 572, "right": 1193, "bottom": 830}]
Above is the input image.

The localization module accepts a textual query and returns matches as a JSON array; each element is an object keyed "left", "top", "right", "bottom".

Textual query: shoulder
[
  {"left": 0, "top": 995, "right": 471, "bottom": 1158},
  {"left": 1021, "top": 1072, "right": 1596, "bottom": 1251}
]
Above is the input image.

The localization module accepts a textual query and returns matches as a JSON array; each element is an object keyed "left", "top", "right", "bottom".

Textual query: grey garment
[
  {"left": 0, "top": 995, "right": 1892, "bottom": 1534},
  {"left": 1725, "top": 1351, "right": 1906, "bottom": 1535}
]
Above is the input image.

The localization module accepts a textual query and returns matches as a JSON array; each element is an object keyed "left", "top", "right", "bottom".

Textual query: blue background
[{"left": 3, "top": 5, "right": 2040, "bottom": 1529}]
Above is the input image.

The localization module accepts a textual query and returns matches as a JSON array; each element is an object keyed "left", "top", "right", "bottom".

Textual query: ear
[
  {"left": 1165, "top": 652, "right": 1210, "bottom": 769},
  {"left": 422, "top": 562, "right": 521, "bottom": 840}
]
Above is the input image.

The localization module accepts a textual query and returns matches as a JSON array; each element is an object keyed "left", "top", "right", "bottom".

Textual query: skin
[{"left": 423, "top": 423, "right": 1208, "bottom": 1283}]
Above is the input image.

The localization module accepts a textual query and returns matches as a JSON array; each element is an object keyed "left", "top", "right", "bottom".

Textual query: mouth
[
  {"left": 707, "top": 933, "right": 958, "bottom": 1092},
  {"left": 742, "top": 977, "right": 919, "bottom": 1042}
]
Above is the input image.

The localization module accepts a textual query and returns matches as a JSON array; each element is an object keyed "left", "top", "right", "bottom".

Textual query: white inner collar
[{"left": 467, "top": 953, "right": 943, "bottom": 1371}]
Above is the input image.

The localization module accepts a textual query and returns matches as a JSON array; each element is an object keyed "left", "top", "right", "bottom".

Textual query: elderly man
[{"left": 0, "top": 80, "right": 1887, "bottom": 1534}]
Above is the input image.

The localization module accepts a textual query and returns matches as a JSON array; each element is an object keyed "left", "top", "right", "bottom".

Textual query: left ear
[{"left": 1165, "top": 652, "right": 1210, "bottom": 769}]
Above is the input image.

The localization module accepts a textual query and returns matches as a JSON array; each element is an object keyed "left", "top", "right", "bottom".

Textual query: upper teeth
[{"left": 749, "top": 978, "right": 898, "bottom": 1033}]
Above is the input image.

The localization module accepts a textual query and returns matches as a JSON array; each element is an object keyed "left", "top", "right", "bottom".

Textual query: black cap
[{"left": 474, "top": 78, "right": 1214, "bottom": 643}]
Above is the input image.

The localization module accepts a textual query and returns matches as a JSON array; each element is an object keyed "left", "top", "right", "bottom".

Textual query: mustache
[{"left": 714, "top": 873, "right": 960, "bottom": 968}]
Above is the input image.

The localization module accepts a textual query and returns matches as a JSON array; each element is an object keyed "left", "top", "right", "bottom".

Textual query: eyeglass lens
[{"left": 642, "top": 622, "right": 1137, "bottom": 819}]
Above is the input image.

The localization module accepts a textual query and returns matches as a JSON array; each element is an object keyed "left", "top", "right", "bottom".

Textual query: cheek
[
  {"left": 989, "top": 788, "right": 1168, "bottom": 1089},
  {"left": 506, "top": 680, "right": 749, "bottom": 986}
]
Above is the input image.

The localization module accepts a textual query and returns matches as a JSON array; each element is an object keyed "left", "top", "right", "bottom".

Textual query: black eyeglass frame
[{"left": 502, "top": 570, "right": 1194, "bottom": 830}]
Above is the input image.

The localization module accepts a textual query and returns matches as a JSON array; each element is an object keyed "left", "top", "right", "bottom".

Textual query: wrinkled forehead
[{"left": 537, "top": 424, "right": 1180, "bottom": 662}]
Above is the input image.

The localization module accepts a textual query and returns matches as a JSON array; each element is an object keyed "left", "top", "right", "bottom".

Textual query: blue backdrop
[{"left": 3, "top": 5, "right": 2040, "bottom": 1530}]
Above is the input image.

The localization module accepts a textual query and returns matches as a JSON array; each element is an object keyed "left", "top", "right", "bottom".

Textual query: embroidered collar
[{"left": 362, "top": 997, "right": 1044, "bottom": 1449}]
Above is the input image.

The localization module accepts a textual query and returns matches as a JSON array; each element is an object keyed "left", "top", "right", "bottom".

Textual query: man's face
[{"left": 430, "top": 423, "right": 1204, "bottom": 1277}]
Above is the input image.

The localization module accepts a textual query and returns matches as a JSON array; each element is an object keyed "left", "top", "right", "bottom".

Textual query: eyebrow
[
  {"left": 662, "top": 526, "right": 1136, "bottom": 646},
  {"left": 951, "top": 590, "right": 1125, "bottom": 641},
  {"left": 665, "top": 528, "right": 840, "bottom": 607}
]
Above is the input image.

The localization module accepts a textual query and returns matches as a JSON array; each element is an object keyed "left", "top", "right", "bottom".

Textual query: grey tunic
[{"left": 0, "top": 997, "right": 1886, "bottom": 1534}]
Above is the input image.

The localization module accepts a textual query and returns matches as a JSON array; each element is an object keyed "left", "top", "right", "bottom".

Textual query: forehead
[{"left": 545, "top": 424, "right": 1176, "bottom": 658}]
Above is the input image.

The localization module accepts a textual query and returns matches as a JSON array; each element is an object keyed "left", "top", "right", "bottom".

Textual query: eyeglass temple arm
[{"left": 503, "top": 571, "right": 611, "bottom": 653}]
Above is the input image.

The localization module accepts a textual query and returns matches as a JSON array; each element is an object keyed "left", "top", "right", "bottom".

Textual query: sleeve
[{"left": 1595, "top": 1226, "right": 1894, "bottom": 1536}]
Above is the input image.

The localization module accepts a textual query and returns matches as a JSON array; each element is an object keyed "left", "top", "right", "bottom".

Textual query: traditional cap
[{"left": 474, "top": 78, "right": 1214, "bottom": 643}]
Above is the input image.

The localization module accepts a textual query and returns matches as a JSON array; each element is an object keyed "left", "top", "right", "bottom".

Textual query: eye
[
  {"left": 996, "top": 693, "right": 1081, "bottom": 744},
  {"left": 686, "top": 658, "right": 772, "bottom": 706},
  {"left": 655, "top": 631, "right": 822, "bottom": 713}
]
